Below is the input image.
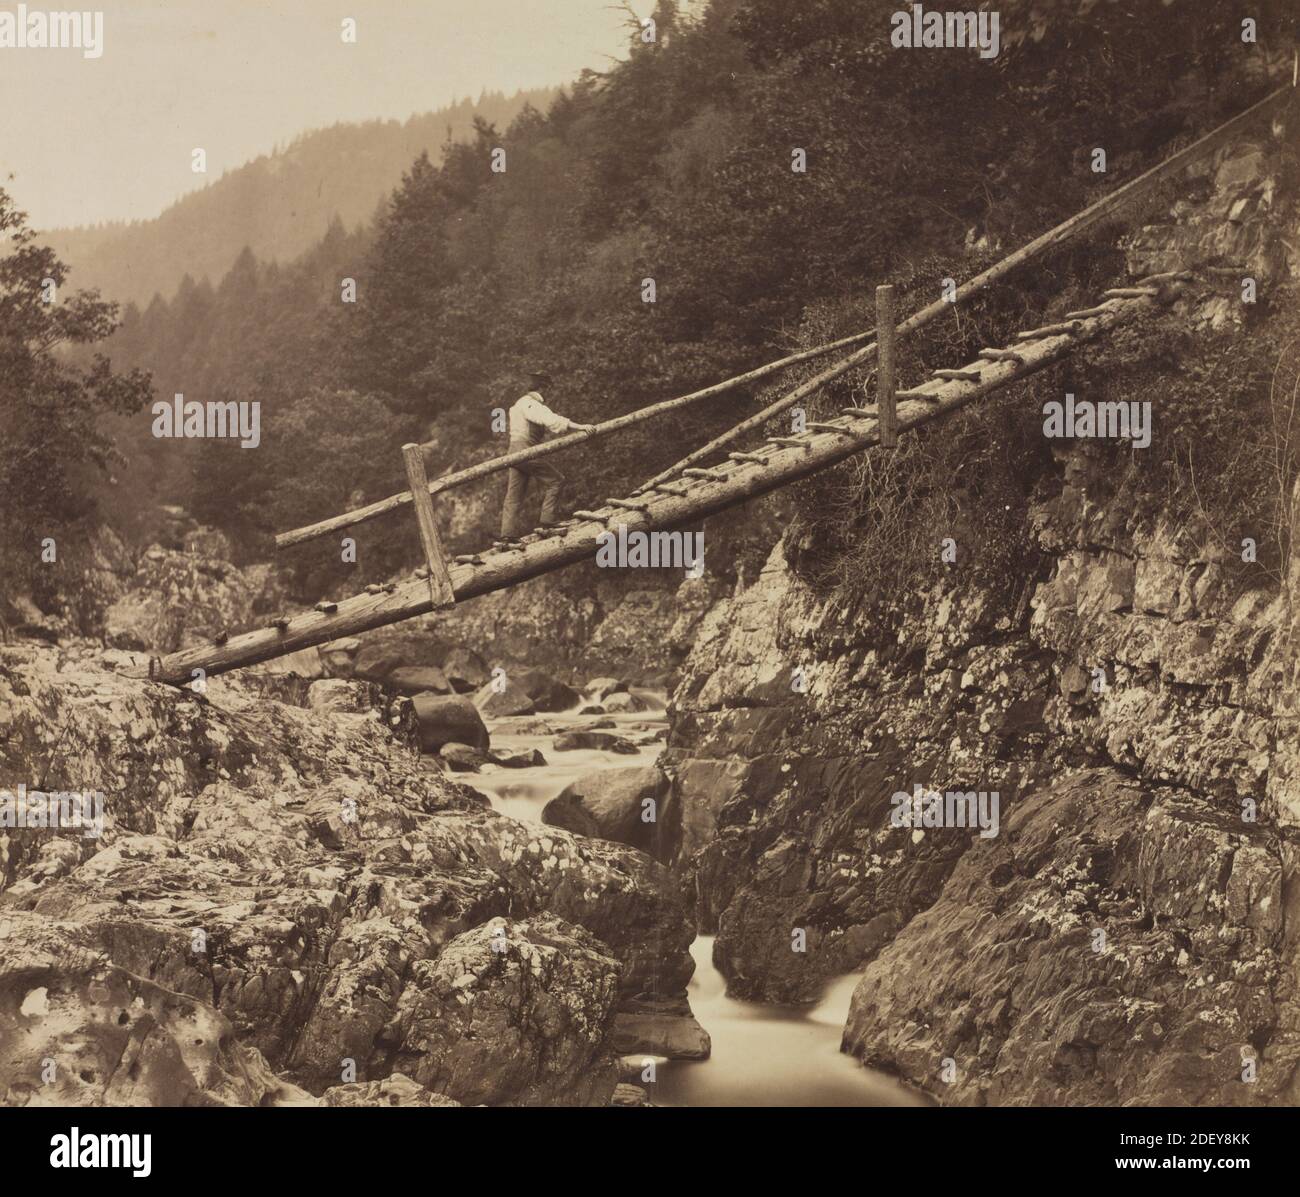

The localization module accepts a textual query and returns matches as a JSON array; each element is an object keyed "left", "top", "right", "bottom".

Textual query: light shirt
[{"left": 508, "top": 391, "right": 573, "bottom": 445}]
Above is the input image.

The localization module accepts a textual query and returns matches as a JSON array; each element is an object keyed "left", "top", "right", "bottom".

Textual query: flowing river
[{"left": 471, "top": 690, "right": 925, "bottom": 1108}]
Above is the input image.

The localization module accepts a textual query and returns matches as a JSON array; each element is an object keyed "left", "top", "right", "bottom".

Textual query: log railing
[{"left": 275, "top": 82, "right": 1292, "bottom": 554}]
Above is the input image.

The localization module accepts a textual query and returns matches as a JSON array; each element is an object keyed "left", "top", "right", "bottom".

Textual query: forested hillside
[
  {"left": 46, "top": 89, "right": 556, "bottom": 307},
  {"left": 50, "top": 0, "right": 1298, "bottom": 598}
]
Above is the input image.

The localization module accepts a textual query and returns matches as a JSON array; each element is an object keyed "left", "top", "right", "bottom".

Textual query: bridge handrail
[{"left": 273, "top": 80, "right": 1295, "bottom": 552}]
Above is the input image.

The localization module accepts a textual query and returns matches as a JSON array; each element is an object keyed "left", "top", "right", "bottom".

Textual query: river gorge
[
  {"left": 471, "top": 693, "right": 924, "bottom": 1107},
  {"left": 3, "top": 22, "right": 1298, "bottom": 1117}
]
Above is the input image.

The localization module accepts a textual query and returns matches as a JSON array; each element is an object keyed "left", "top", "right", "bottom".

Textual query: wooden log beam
[
  {"left": 637, "top": 82, "right": 1294, "bottom": 487},
  {"left": 401, "top": 444, "right": 455, "bottom": 608},
  {"left": 133, "top": 288, "right": 1167, "bottom": 687}
]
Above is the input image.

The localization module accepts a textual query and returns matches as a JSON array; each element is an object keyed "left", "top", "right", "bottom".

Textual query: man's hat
[{"left": 528, "top": 369, "right": 553, "bottom": 387}]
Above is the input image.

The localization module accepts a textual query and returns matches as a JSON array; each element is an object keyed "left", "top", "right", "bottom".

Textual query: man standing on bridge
[{"left": 499, "top": 371, "right": 595, "bottom": 541}]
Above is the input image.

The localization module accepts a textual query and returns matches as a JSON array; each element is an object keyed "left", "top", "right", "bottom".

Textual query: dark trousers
[{"left": 501, "top": 440, "right": 564, "bottom": 537}]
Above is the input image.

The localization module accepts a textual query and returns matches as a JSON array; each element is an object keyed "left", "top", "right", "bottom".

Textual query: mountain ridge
[{"left": 46, "top": 87, "right": 559, "bottom": 307}]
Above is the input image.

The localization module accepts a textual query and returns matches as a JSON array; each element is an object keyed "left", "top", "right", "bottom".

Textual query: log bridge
[
  {"left": 129, "top": 81, "right": 1293, "bottom": 687},
  {"left": 136, "top": 280, "right": 1181, "bottom": 686}
]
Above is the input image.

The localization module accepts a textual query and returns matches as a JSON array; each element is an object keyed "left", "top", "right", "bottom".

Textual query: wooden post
[
  {"left": 401, "top": 443, "right": 455, "bottom": 608},
  {"left": 876, "top": 284, "right": 897, "bottom": 448}
]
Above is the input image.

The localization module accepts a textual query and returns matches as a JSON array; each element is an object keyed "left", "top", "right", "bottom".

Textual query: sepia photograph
[{"left": 1, "top": 0, "right": 1298, "bottom": 1177}]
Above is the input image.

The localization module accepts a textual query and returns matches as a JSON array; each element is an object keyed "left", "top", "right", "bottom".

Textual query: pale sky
[{"left": 0, "top": 0, "right": 638, "bottom": 230}]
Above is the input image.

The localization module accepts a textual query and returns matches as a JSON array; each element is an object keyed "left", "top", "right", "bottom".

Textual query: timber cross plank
[{"left": 133, "top": 282, "right": 1178, "bottom": 687}]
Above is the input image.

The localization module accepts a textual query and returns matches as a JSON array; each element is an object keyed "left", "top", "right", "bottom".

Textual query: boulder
[
  {"left": 390, "top": 917, "right": 621, "bottom": 1106},
  {"left": 488, "top": 747, "right": 547, "bottom": 769},
  {"left": 439, "top": 742, "right": 484, "bottom": 773},
  {"left": 411, "top": 694, "right": 490, "bottom": 754},
  {"left": 585, "top": 677, "right": 628, "bottom": 701},
  {"left": 579, "top": 704, "right": 606, "bottom": 716},
  {"left": 553, "top": 731, "right": 640, "bottom": 755},
  {"left": 604, "top": 691, "right": 649, "bottom": 714},
  {"left": 610, "top": 996, "right": 711, "bottom": 1060},
  {"left": 388, "top": 666, "right": 452, "bottom": 696},
  {"left": 515, "top": 668, "right": 582, "bottom": 713},
  {"left": 611, "top": 1082, "right": 652, "bottom": 1107},
  {"left": 442, "top": 647, "right": 490, "bottom": 694},
  {"left": 352, "top": 646, "right": 404, "bottom": 682},
  {"left": 473, "top": 677, "right": 536, "bottom": 718},
  {"left": 542, "top": 765, "right": 668, "bottom": 855}
]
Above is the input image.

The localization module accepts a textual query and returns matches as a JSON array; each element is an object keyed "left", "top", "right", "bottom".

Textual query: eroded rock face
[
  {"left": 669, "top": 475, "right": 1299, "bottom": 1098},
  {"left": 0, "top": 648, "right": 694, "bottom": 1106},
  {"left": 842, "top": 770, "right": 1300, "bottom": 1107},
  {"left": 103, "top": 542, "right": 285, "bottom": 653},
  {"left": 0, "top": 914, "right": 311, "bottom": 1107}
]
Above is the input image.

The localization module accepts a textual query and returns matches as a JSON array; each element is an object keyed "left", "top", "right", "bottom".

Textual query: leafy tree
[{"left": 0, "top": 188, "right": 152, "bottom": 608}]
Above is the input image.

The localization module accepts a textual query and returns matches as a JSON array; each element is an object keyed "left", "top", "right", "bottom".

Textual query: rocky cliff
[
  {"left": 0, "top": 643, "right": 694, "bottom": 1106},
  {"left": 665, "top": 119, "right": 1300, "bottom": 1105}
]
